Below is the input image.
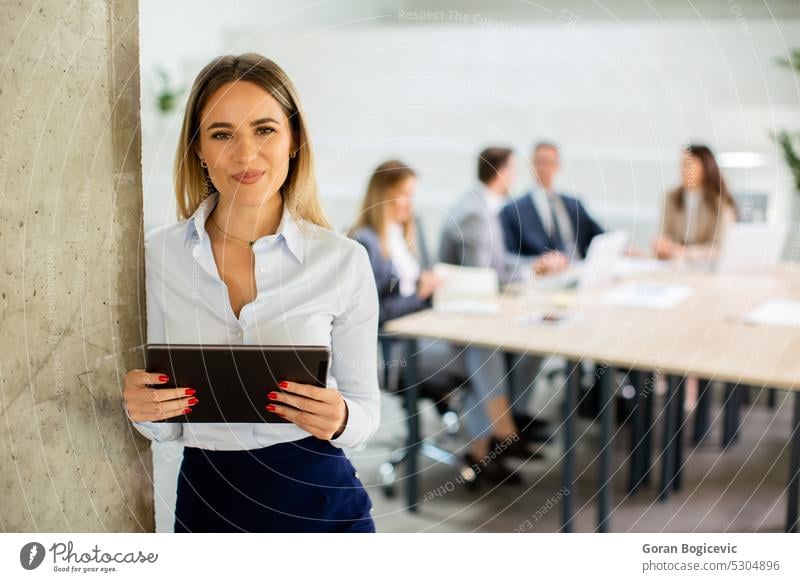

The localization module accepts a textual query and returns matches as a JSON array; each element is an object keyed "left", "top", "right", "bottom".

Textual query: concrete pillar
[{"left": 0, "top": 0, "right": 153, "bottom": 531}]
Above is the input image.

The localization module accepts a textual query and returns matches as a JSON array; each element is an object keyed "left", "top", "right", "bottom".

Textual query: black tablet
[{"left": 144, "top": 344, "right": 330, "bottom": 423}]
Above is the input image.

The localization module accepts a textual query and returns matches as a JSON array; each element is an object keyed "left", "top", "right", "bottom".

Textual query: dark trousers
[{"left": 174, "top": 436, "right": 375, "bottom": 532}]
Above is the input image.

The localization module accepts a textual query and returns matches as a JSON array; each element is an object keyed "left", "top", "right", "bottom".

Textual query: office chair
[{"left": 376, "top": 336, "right": 468, "bottom": 498}]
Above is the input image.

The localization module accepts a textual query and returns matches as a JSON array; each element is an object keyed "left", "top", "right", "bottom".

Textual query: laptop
[
  {"left": 432, "top": 263, "right": 500, "bottom": 315},
  {"left": 716, "top": 222, "right": 789, "bottom": 274},
  {"left": 536, "top": 230, "right": 629, "bottom": 291}
]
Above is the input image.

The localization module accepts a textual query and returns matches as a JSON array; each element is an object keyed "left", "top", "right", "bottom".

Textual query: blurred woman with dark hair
[{"left": 653, "top": 144, "right": 737, "bottom": 262}]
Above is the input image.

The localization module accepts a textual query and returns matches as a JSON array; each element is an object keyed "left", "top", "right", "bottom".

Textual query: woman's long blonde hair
[
  {"left": 351, "top": 160, "right": 417, "bottom": 258},
  {"left": 174, "top": 53, "right": 330, "bottom": 229}
]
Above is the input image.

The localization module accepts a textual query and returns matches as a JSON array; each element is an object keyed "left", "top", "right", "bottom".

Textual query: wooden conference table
[{"left": 383, "top": 262, "right": 800, "bottom": 532}]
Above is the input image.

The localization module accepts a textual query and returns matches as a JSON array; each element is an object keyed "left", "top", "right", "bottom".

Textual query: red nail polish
[
  {"left": 278, "top": 381, "right": 288, "bottom": 388},
  {"left": 185, "top": 389, "right": 196, "bottom": 396},
  {"left": 183, "top": 408, "right": 193, "bottom": 414},
  {"left": 187, "top": 398, "right": 199, "bottom": 405},
  {"left": 277, "top": 413, "right": 286, "bottom": 417},
  {"left": 159, "top": 375, "right": 169, "bottom": 382},
  {"left": 268, "top": 391, "right": 278, "bottom": 399},
  {"left": 266, "top": 404, "right": 277, "bottom": 412}
]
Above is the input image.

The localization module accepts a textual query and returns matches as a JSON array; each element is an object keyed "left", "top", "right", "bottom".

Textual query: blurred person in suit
[
  {"left": 439, "top": 147, "right": 549, "bottom": 466},
  {"left": 500, "top": 141, "right": 604, "bottom": 276}
]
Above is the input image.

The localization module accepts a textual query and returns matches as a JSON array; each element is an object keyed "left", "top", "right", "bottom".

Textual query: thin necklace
[{"left": 209, "top": 214, "right": 256, "bottom": 247}]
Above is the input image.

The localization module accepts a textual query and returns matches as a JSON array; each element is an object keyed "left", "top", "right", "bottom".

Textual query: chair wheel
[
  {"left": 460, "top": 464, "right": 479, "bottom": 491},
  {"left": 460, "top": 464, "right": 478, "bottom": 483},
  {"left": 378, "top": 462, "right": 397, "bottom": 498},
  {"left": 442, "top": 410, "right": 460, "bottom": 436}
]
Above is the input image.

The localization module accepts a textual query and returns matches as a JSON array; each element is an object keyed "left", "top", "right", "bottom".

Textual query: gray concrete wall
[{"left": 0, "top": 0, "right": 153, "bottom": 531}]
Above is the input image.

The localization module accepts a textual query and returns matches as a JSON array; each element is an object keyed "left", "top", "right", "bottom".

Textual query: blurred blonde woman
[
  {"left": 350, "top": 160, "right": 438, "bottom": 325},
  {"left": 122, "top": 54, "right": 379, "bottom": 532},
  {"left": 351, "top": 160, "right": 533, "bottom": 487}
]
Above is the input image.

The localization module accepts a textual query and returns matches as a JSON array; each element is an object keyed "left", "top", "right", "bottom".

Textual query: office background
[
  {"left": 141, "top": 0, "right": 799, "bottom": 247},
  {"left": 138, "top": 0, "right": 800, "bottom": 531}
]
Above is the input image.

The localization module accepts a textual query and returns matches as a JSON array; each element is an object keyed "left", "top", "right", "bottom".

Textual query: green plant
[
  {"left": 774, "top": 48, "right": 800, "bottom": 72},
  {"left": 774, "top": 49, "right": 800, "bottom": 193},
  {"left": 777, "top": 131, "right": 800, "bottom": 191},
  {"left": 154, "top": 68, "right": 184, "bottom": 114}
]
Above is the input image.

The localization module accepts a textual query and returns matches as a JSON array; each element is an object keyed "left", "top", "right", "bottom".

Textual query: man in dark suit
[
  {"left": 501, "top": 142, "right": 607, "bottom": 422},
  {"left": 500, "top": 142, "right": 604, "bottom": 275}
]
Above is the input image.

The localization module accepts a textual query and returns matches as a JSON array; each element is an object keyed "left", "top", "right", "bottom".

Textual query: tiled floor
[{"left": 351, "top": 387, "right": 796, "bottom": 533}]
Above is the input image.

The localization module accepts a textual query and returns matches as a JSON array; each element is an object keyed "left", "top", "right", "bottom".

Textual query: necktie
[{"left": 548, "top": 201, "right": 565, "bottom": 252}]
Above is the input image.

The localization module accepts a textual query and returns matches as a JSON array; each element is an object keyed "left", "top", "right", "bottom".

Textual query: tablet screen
[{"left": 144, "top": 344, "right": 330, "bottom": 423}]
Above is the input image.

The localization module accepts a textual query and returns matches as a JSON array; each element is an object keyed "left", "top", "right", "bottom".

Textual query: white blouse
[
  {"left": 682, "top": 189, "right": 702, "bottom": 244},
  {"left": 386, "top": 221, "right": 420, "bottom": 297},
  {"left": 125, "top": 192, "right": 380, "bottom": 451}
]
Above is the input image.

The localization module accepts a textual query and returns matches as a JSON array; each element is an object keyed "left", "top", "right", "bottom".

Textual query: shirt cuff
[
  {"left": 124, "top": 401, "right": 182, "bottom": 443},
  {"left": 132, "top": 421, "right": 182, "bottom": 443},
  {"left": 507, "top": 256, "right": 534, "bottom": 283},
  {"left": 329, "top": 397, "right": 370, "bottom": 450}
]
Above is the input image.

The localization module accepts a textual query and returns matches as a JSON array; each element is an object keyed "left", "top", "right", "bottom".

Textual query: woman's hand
[
  {"left": 267, "top": 381, "right": 348, "bottom": 440},
  {"left": 416, "top": 270, "right": 441, "bottom": 301},
  {"left": 123, "top": 369, "right": 198, "bottom": 422},
  {"left": 625, "top": 245, "right": 647, "bottom": 257},
  {"left": 653, "top": 235, "right": 680, "bottom": 260}
]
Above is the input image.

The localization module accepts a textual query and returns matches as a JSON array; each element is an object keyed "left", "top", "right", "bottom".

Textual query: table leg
[
  {"left": 659, "top": 375, "right": 678, "bottom": 501},
  {"left": 597, "top": 366, "right": 614, "bottom": 532},
  {"left": 723, "top": 383, "right": 742, "bottom": 448},
  {"left": 787, "top": 391, "right": 800, "bottom": 533},
  {"left": 693, "top": 379, "right": 712, "bottom": 446},
  {"left": 627, "top": 370, "right": 645, "bottom": 494},
  {"left": 403, "top": 338, "right": 420, "bottom": 512},
  {"left": 641, "top": 372, "right": 655, "bottom": 487},
  {"left": 673, "top": 377, "right": 686, "bottom": 492},
  {"left": 561, "top": 360, "right": 580, "bottom": 532}
]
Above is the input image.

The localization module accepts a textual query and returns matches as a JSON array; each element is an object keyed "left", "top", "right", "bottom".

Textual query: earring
[
  {"left": 290, "top": 151, "right": 297, "bottom": 159},
  {"left": 200, "top": 160, "right": 215, "bottom": 195}
]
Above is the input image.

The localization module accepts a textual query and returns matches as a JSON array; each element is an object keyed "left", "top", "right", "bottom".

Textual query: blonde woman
[
  {"left": 122, "top": 54, "right": 379, "bottom": 532},
  {"left": 349, "top": 160, "right": 438, "bottom": 325},
  {"left": 351, "top": 161, "right": 536, "bottom": 487}
]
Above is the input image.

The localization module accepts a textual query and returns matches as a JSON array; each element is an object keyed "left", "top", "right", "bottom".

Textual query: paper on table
[
  {"left": 602, "top": 282, "right": 692, "bottom": 309},
  {"left": 435, "top": 301, "right": 499, "bottom": 315},
  {"left": 743, "top": 299, "right": 800, "bottom": 328},
  {"left": 432, "top": 263, "right": 499, "bottom": 315},
  {"left": 613, "top": 257, "right": 671, "bottom": 278}
]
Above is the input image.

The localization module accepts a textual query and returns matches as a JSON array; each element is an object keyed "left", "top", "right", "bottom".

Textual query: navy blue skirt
[{"left": 173, "top": 437, "right": 375, "bottom": 533}]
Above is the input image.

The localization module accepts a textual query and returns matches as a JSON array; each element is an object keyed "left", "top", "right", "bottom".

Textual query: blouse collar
[{"left": 183, "top": 192, "right": 305, "bottom": 263}]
